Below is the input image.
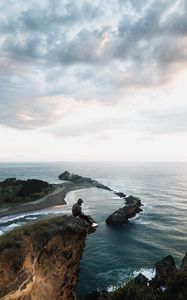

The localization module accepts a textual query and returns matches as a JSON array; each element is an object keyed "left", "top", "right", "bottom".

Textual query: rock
[
  {"left": 83, "top": 252, "right": 187, "bottom": 300},
  {"left": 1, "top": 177, "right": 17, "bottom": 185},
  {"left": 154, "top": 255, "right": 177, "bottom": 286},
  {"left": 58, "top": 171, "right": 112, "bottom": 191},
  {"left": 181, "top": 251, "right": 187, "bottom": 272},
  {"left": 83, "top": 291, "right": 107, "bottom": 300},
  {"left": 0, "top": 215, "right": 96, "bottom": 300},
  {"left": 125, "top": 195, "right": 143, "bottom": 206},
  {"left": 134, "top": 273, "right": 149, "bottom": 286},
  {"left": 114, "top": 192, "right": 126, "bottom": 198},
  {"left": 106, "top": 196, "right": 143, "bottom": 225}
]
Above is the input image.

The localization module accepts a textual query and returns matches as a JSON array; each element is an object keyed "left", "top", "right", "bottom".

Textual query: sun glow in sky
[{"left": 0, "top": 0, "right": 187, "bottom": 162}]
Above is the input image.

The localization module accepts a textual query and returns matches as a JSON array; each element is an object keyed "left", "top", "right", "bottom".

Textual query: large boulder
[
  {"left": 181, "top": 251, "right": 187, "bottom": 272},
  {"left": 106, "top": 195, "right": 143, "bottom": 225},
  {"left": 153, "top": 255, "right": 177, "bottom": 286},
  {"left": 133, "top": 273, "right": 149, "bottom": 286},
  {"left": 114, "top": 192, "right": 126, "bottom": 198}
]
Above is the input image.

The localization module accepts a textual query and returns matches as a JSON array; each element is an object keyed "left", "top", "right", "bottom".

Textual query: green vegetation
[
  {"left": 0, "top": 215, "right": 87, "bottom": 253},
  {"left": 0, "top": 178, "right": 56, "bottom": 207}
]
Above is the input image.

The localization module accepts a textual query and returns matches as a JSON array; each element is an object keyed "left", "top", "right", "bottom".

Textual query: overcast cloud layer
[{"left": 0, "top": 0, "right": 187, "bottom": 150}]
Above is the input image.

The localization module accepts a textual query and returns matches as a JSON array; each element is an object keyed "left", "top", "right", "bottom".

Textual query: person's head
[{"left": 77, "top": 198, "right": 83, "bottom": 205}]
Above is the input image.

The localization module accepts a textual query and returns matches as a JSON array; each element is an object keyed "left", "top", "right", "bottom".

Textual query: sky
[{"left": 0, "top": 0, "right": 187, "bottom": 162}]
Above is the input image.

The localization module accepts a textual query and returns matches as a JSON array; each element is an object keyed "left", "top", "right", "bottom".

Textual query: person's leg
[
  {"left": 79, "top": 214, "right": 93, "bottom": 225},
  {"left": 84, "top": 215, "right": 98, "bottom": 225}
]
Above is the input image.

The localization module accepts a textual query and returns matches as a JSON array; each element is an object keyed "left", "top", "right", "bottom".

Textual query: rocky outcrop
[
  {"left": 0, "top": 178, "right": 55, "bottom": 205},
  {"left": 106, "top": 195, "right": 143, "bottom": 225},
  {"left": 0, "top": 215, "right": 95, "bottom": 300},
  {"left": 58, "top": 171, "right": 112, "bottom": 191},
  {"left": 153, "top": 255, "right": 177, "bottom": 286},
  {"left": 114, "top": 192, "right": 126, "bottom": 198},
  {"left": 83, "top": 252, "right": 187, "bottom": 300}
]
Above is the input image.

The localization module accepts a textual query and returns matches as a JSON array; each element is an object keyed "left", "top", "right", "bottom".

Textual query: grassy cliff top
[{"left": 0, "top": 215, "right": 92, "bottom": 253}]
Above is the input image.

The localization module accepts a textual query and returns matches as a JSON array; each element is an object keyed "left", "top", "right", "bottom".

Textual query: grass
[{"left": 0, "top": 215, "right": 87, "bottom": 253}]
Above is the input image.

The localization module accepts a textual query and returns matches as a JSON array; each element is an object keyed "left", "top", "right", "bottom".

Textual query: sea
[{"left": 0, "top": 161, "right": 187, "bottom": 298}]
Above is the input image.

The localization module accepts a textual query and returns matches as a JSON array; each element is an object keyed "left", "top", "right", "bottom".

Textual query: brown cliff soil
[{"left": 0, "top": 215, "right": 93, "bottom": 300}]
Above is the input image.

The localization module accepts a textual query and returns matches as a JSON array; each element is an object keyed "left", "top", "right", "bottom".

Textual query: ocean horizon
[{"left": 0, "top": 161, "right": 187, "bottom": 297}]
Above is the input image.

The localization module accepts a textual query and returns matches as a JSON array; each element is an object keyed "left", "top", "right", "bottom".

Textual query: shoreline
[{"left": 0, "top": 182, "right": 94, "bottom": 218}]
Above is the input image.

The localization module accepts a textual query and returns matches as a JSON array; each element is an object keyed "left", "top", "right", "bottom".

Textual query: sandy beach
[{"left": 0, "top": 182, "right": 94, "bottom": 218}]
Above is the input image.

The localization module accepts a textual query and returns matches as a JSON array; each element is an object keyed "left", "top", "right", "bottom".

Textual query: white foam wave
[
  {"left": 133, "top": 268, "right": 156, "bottom": 280},
  {"left": 7, "top": 223, "right": 20, "bottom": 229},
  {"left": 0, "top": 230, "right": 4, "bottom": 236},
  {"left": 132, "top": 218, "right": 151, "bottom": 225},
  {"left": 0, "top": 214, "right": 29, "bottom": 224},
  {"left": 97, "top": 267, "right": 156, "bottom": 292}
]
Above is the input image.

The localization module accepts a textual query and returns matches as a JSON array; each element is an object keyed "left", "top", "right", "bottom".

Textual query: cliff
[{"left": 0, "top": 215, "right": 94, "bottom": 300}]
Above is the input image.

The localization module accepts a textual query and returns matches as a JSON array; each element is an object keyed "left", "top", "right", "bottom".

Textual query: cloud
[{"left": 0, "top": 0, "right": 187, "bottom": 133}]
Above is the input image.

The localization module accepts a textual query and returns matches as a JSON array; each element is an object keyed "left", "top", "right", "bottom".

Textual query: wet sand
[{"left": 0, "top": 182, "right": 94, "bottom": 218}]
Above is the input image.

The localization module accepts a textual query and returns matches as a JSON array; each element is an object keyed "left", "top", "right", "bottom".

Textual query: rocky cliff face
[{"left": 0, "top": 216, "right": 94, "bottom": 300}]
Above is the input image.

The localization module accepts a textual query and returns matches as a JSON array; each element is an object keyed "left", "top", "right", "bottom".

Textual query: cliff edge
[{"left": 0, "top": 215, "right": 94, "bottom": 300}]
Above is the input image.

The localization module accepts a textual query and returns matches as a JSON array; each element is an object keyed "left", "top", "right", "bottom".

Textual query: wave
[
  {"left": 133, "top": 268, "right": 156, "bottom": 280},
  {"left": 96, "top": 267, "right": 155, "bottom": 292},
  {"left": 6, "top": 223, "right": 21, "bottom": 231},
  {"left": 25, "top": 216, "right": 38, "bottom": 220}
]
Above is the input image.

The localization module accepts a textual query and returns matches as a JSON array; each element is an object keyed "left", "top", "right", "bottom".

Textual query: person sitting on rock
[{"left": 72, "top": 198, "right": 98, "bottom": 227}]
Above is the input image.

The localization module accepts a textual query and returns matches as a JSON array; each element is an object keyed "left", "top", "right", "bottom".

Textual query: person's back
[{"left": 72, "top": 202, "right": 82, "bottom": 217}]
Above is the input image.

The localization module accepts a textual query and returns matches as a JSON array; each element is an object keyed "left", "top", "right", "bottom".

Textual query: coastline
[{"left": 0, "top": 182, "right": 94, "bottom": 218}]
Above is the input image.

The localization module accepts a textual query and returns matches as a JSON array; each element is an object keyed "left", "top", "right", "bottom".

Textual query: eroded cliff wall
[{"left": 0, "top": 215, "right": 92, "bottom": 300}]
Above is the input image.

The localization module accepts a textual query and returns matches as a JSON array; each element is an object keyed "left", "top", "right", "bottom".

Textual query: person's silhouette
[{"left": 72, "top": 198, "right": 98, "bottom": 227}]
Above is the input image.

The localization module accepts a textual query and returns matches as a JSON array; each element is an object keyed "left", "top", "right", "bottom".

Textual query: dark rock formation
[
  {"left": 83, "top": 252, "right": 187, "bottom": 300},
  {"left": 106, "top": 195, "right": 143, "bottom": 225},
  {"left": 133, "top": 273, "right": 149, "bottom": 286},
  {"left": 0, "top": 178, "right": 55, "bottom": 205},
  {"left": 153, "top": 255, "right": 177, "bottom": 286},
  {"left": 114, "top": 192, "right": 126, "bottom": 198},
  {"left": 0, "top": 215, "right": 95, "bottom": 300},
  {"left": 58, "top": 171, "right": 112, "bottom": 191},
  {"left": 181, "top": 251, "right": 187, "bottom": 271}
]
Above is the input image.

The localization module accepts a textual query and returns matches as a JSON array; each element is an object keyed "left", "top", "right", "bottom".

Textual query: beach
[{"left": 0, "top": 182, "right": 93, "bottom": 218}]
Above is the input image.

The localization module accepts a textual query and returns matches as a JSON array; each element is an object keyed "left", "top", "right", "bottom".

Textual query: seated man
[{"left": 72, "top": 198, "right": 98, "bottom": 227}]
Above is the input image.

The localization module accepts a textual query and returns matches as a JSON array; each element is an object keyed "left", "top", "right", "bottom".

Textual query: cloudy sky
[{"left": 0, "top": 0, "right": 187, "bottom": 162}]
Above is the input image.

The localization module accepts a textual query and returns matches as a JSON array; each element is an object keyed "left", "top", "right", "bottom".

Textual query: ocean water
[{"left": 0, "top": 162, "right": 187, "bottom": 297}]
